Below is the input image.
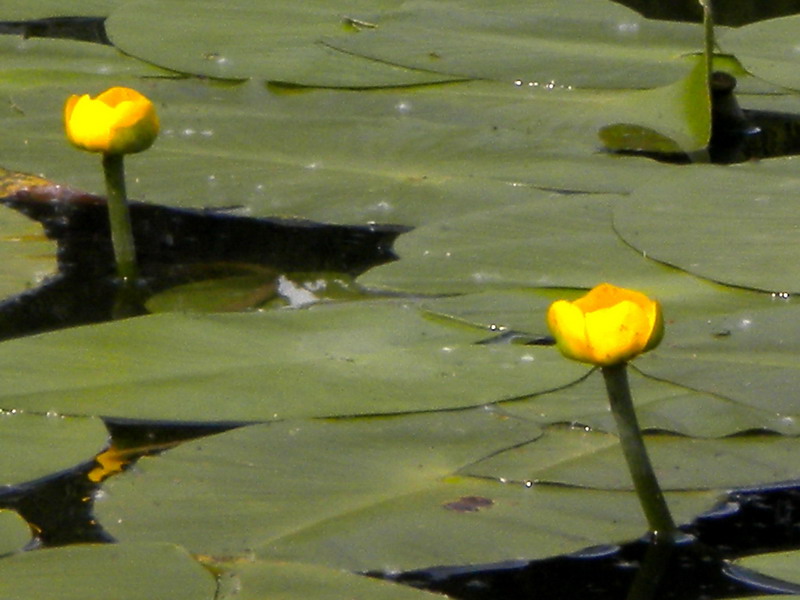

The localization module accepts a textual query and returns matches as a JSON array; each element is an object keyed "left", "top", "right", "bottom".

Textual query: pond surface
[{"left": 2, "top": 2, "right": 800, "bottom": 599}]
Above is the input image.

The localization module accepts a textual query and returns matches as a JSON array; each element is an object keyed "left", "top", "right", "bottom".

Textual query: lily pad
[
  {"left": 0, "top": 543, "right": 216, "bottom": 599},
  {"left": 721, "top": 15, "right": 800, "bottom": 91},
  {"left": 324, "top": 0, "right": 704, "bottom": 89},
  {"left": 105, "top": 0, "right": 458, "bottom": 87},
  {"left": 499, "top": 368, "right": 799, "bottom": 437},
  {"left": 0, "top": 302, "right": 585, "bottom": 421},
  {"left": 0, "top": 510, "right": 32, "bottom": 555},
  {"left": 613, "top": 164, "right": 800, "bottom": 293},
  {"left": 218, "top": 560, "right": 448, "bottom": 600},
  {"left": 637, "top": 302, "right": 800, "bottom": 417},
  {"left": 0, "top": 412, "right": 106, "bottom": 486},
  {"left": 359, "top": 195, "right": 668, "bottom": 295},
  {"left": 97, "top": 411, "right": 716, "bottom": 571},
  {"left": 466, "top": 425, "right": 800, "bottom": 490},
  {"left": 732, "top": 550, "right": 800, "bottom": 590},
  {"left": 0, "top": 1, "right": 121, "bottom": 20},
  {"left": 599, "top": 54, "right": 711, "bottom": 155}
]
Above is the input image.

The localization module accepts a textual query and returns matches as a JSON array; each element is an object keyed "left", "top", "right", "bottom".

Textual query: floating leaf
[
  {"left": 105, "top": 0, "right": 458, "bottom": 87},
  {"left": 217, "top": 560, "right": 448, "bottom": 600},
  {"left": 0, "top": 412, "right": 106, "bottom": 487},
  {"left": 324, "top": 0, "right": 703, "bottom": 88},
  {"left": 0, "top": 510, "right": 32, "bottom": 554},
  {"left": 466, "top": 425, "right": 800, "bottom": 490},
  {"left": 0, "top": 543, "right": 216, "bottom": 600},
  {"left": 613, "top": 163, "right": 800, "bottom": 293},
  {"left": 637, "top": 302, "right": 800, "bottom": 418},
  {"left": 500, "top": 368, "right": 799, "bottom": 437},
  {"left": 721, "top": 14, "right": 800, "bottom": 91},
  {"left": 98, "top": 411, "right": 716, "bottom": 571},
  {"left": 0, "top": 302, "right": 585, "bottom": 421},
  {"left": 599, "top": 54, "right": 711, "bottom": 156}
]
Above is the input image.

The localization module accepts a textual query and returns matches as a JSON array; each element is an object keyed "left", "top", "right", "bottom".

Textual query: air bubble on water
[
  {"left": 441, "top": 346, "right": 454, "bottom": 353},
  {"left": 182, "top": 128, "right": 196, "bottom": 137},
  {"left": 524, "top": 480, "right": 534, "bottom": 488},
  {"left": 772, "top": 291, "right": 791, "bottom": 300},
  {"left": 305, "top": 161, "right": 321, "bottom": 170},
  {"left": 395, "top": 101, "right": 412, "bottom": 115},
  {"left": 520, "top": 354, "right": 535, "bottom": 363}
]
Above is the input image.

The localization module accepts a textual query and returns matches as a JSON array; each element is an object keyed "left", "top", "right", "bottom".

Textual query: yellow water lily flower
[
  {"left": 64, "top": 86, "right": 159, "bottom": 155},
  {"left": 547, "top": 283, "right": 663, "bottom": 366}
]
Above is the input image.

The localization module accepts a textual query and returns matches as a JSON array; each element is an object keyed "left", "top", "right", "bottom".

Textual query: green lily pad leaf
[
  {"left": 0, "top": 35, "right": 165, "bottom": 84},
  {"left": 98, "top": 411, "right": 716, "bottom": 571},
  {"left": 0, "top": 543, "right": 216, "bottom": 599},
  {"left": 721, "top": 15, "right": 800, "bottom": 91},
  {"left": 105, "top": 0, "right": 458, "bottom": 87},
  {"left": 500, "top": 368, "right": 798, "bottom": 437},
  {"left": 324, "top": 0, "right": 703, "bottom": 89},
  {"left": 0, "top": 412, "right": 106, "bottom": 486},
  {"left": 0, "top": 510, "right": 32, "bottom": 555},
  {"left": 1, "top": 74, "right": 676, "bottom": 227},
  {"left": 732, "top": 550, "right": 800, "bottom": 588},
  {"left": 0, "top": 1, "right": 121, "bottom": 19},
  {"left": 637, "top": 302, "right": 800, "bottom": 417},
  {"left": 0, "top": 302, "right": 585, "bottom": 421},
  {"left": 613, "top": 164, "right": 800, "bottom": 293},
  {"left": 359, "top": 195, "right": 667, "bottom": 295},
  {"left": 466, "top": 425, "right": 800, "bottom": 490},
  {"left": 599, "top": 55, "right": 711, "bottom": 155},
  {"left": 218, "top": 560, "right": 447, "bottom": 600}
]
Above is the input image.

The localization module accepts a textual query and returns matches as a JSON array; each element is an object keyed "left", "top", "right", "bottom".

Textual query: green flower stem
[
  {"left": 101, "top": 152, "right": 138, "bottom": 282},
  {"left": 601, "top": 363, "right": 677, "bottom": 542}
]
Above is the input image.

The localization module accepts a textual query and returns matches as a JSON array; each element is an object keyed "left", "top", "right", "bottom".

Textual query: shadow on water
[{"left": 0, "top": 175, "right": 410, "bottom": 340}]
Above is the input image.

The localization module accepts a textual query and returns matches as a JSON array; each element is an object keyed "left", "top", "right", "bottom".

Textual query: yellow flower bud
[
  {"left": 64, "top": 86, "right": 159, "bottom": 155},
  {"left": 546, "top": 283, "right": 663, "bottom": 367}
]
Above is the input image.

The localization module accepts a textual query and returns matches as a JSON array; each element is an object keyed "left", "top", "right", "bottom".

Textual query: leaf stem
[
  {"left": 601, "top": 364, "right": 676, "bottom": 542},
  {"left": 101, "top": 153, "right": 138, "bottom": 283}
]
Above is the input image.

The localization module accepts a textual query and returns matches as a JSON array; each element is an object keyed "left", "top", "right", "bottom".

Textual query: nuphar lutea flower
[
  {"left": 64, "top": 86, "right": 159, "bottom": 155},
  {"left": 547, "top": 283, "right": 663, "bottom": 366}
]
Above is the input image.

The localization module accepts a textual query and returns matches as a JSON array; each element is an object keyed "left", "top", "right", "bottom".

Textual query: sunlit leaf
[
  {"left": 98, "top": 412, "right": 716, "bottom": 571},
  {"left": 324, "top": 0, "right": 703, "bottom": 88},
  {"left": 0, "top": 543, "right": 216, "bottom": 599},
  {"left": 216, "top": 560, "right": 448, "bottom": 600},
  {"left": 599, "top": 54, "right": 711, "bottom": 155},
  {"left": 0, "top": 302, "right": 585, "bottom": 421},
  {"left": 105, "top": 0, "right": 457, "bottom": 87}
]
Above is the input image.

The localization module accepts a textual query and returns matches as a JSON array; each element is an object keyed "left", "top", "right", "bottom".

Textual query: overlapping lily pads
[
  {"left": 0, "top": 302, "right": 585, "bottom": 421},
  {"left": 97, "top": 411, "right": 717, "bottom": 571},
  {"left": 218, "top": 560, "right": 448, "bottom": 600},
  {"left": 613, "top": 162, "right": 800, "bottom": 293},
  {"left": 637, "top": 302, "right": 800, "bottom": 417},
  {"left": 105, "top": 0, "right": 457, "bottom": 87},
  {"left": 323, "top": 0, "right": 705, "bottom": 89},
  {"left": 721, "top": 15, "right": 800, "bottom": 91}
]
